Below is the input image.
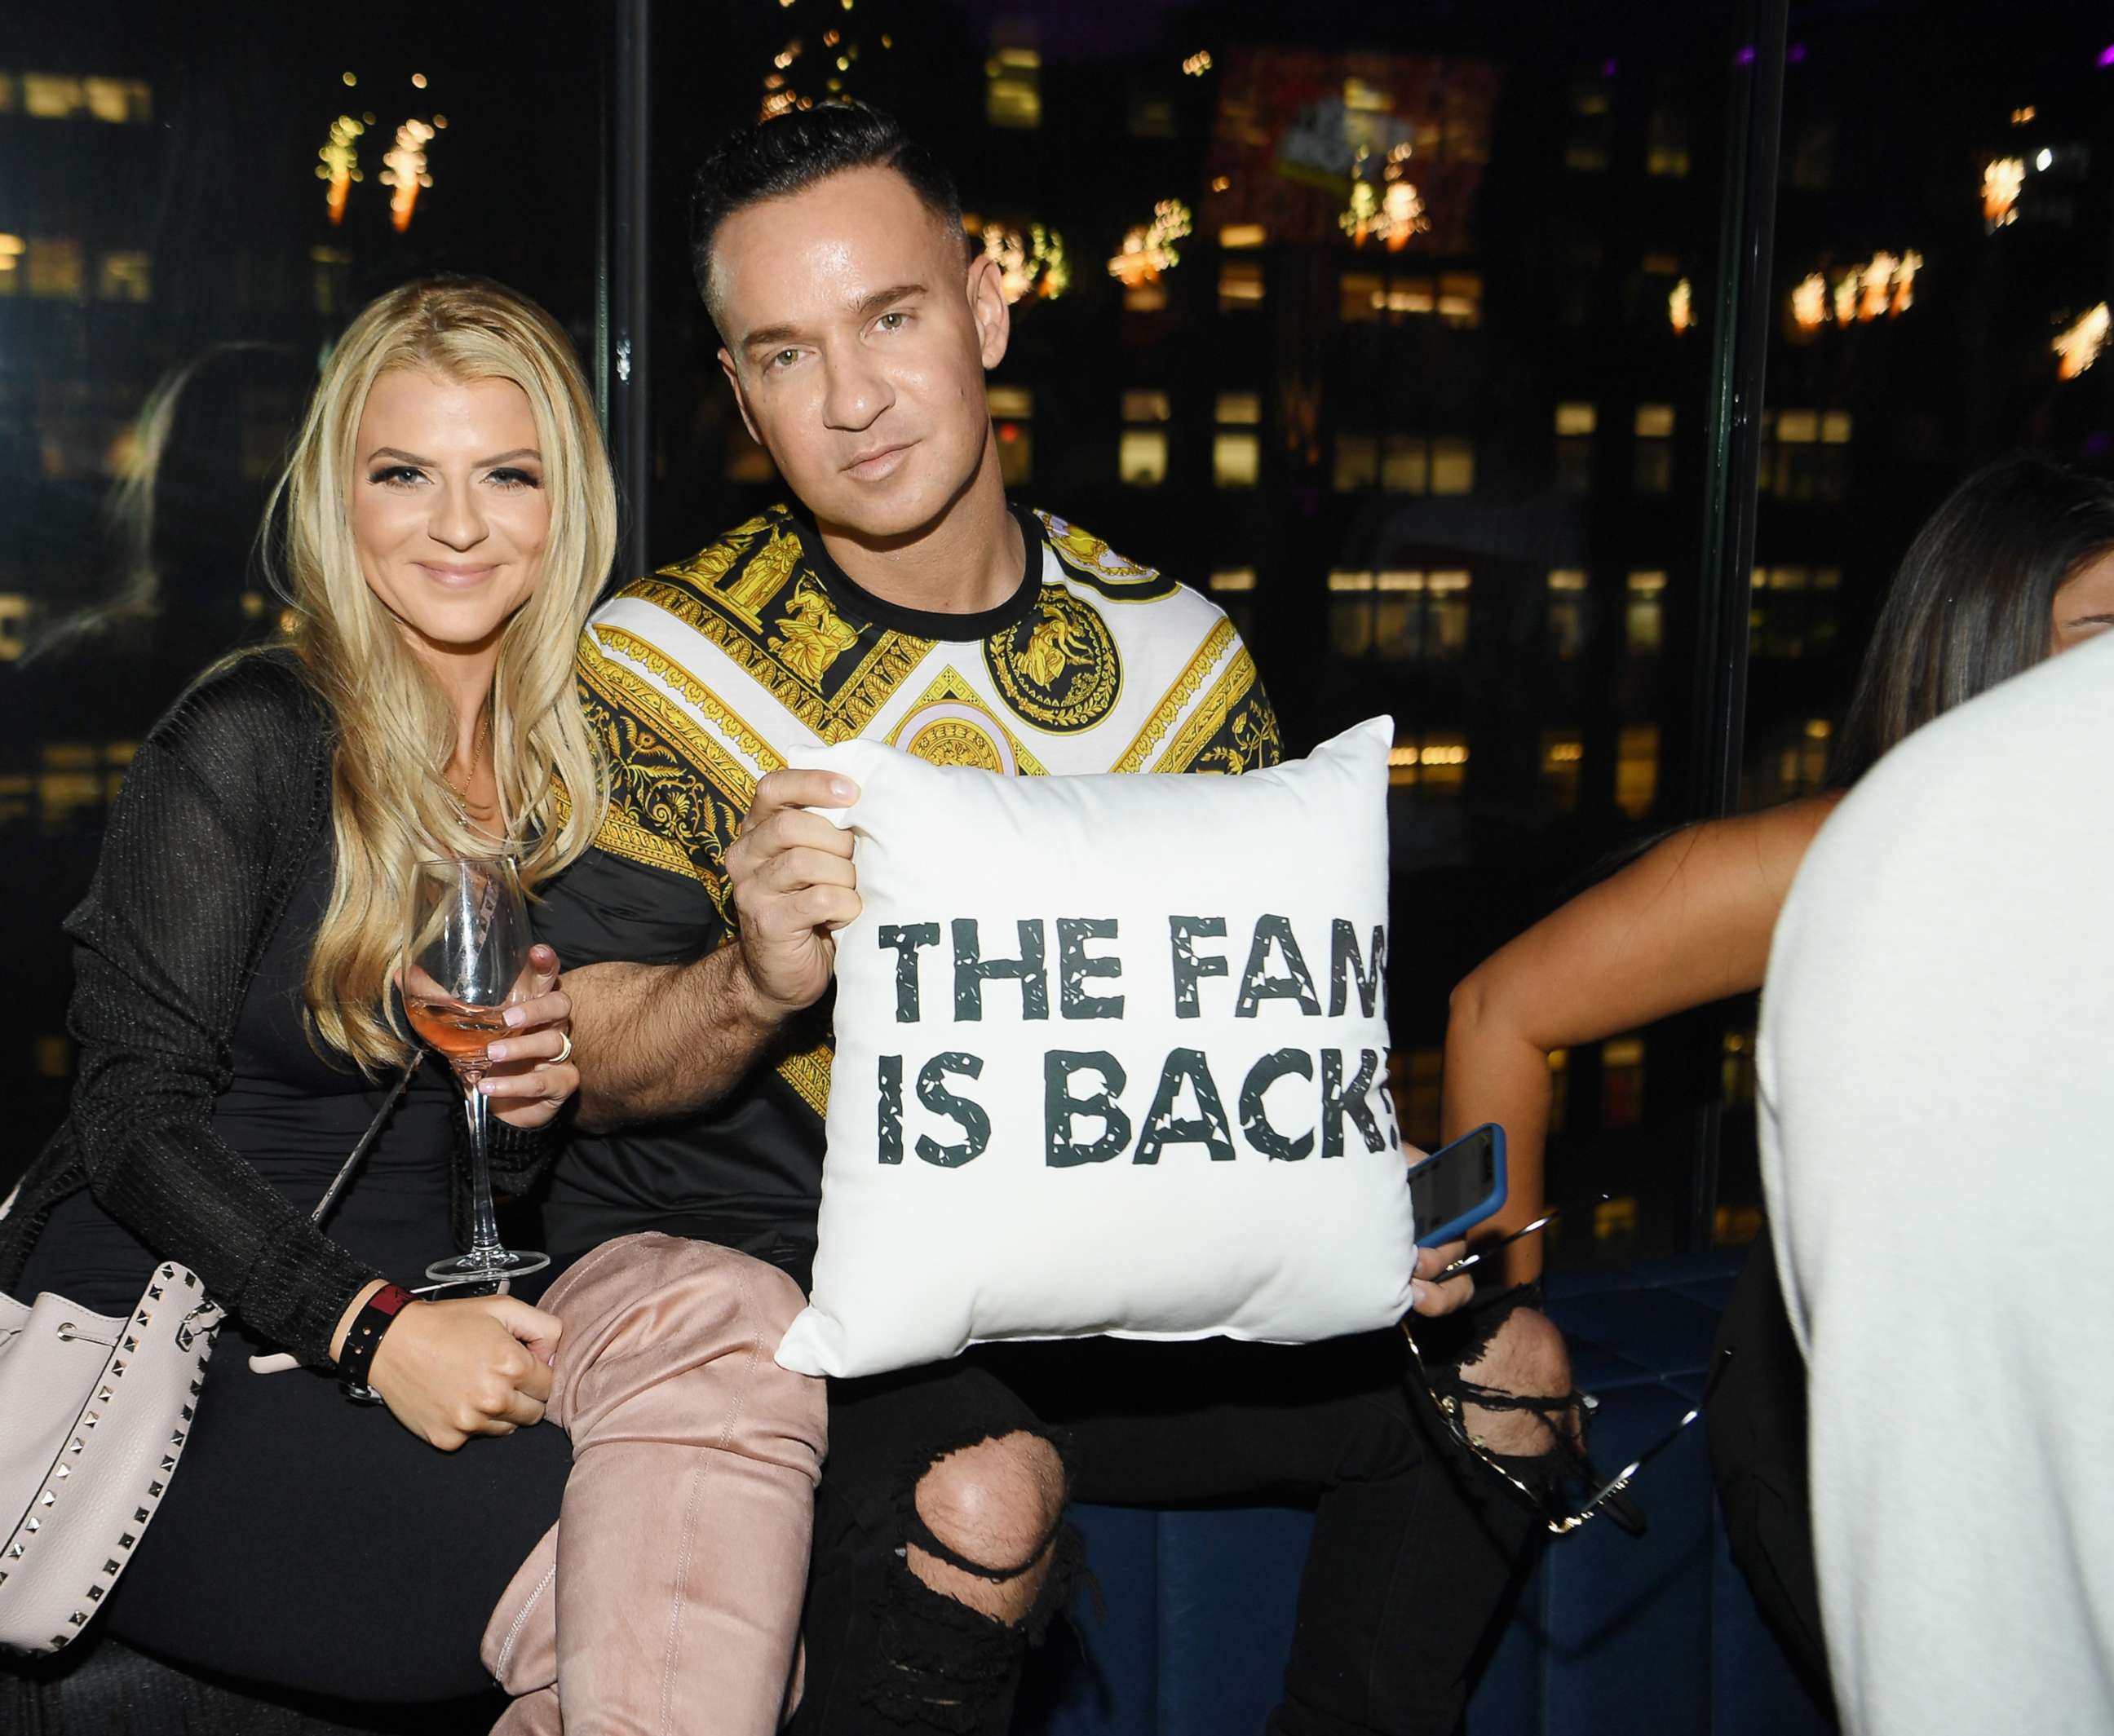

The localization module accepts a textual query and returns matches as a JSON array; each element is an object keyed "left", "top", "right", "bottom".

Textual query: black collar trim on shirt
[{"left": 785, "top": 502, "right": 1045, "bottom": 642}]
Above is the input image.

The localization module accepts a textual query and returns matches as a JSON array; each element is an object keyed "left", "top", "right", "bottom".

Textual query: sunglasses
[{"left": 1401, "top": 1208, "right": 1730, "bottom": 1535}]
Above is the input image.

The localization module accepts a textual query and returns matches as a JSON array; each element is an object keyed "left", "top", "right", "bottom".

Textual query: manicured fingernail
[
  {"left": 830, "top": 777, "right": 856, "bottom": 801},
  {"left": 503, "top": 1006, "right": 528, "bottom": 1027},
  {"left": 486, "top": 1041, "right": 511, "bottom": 1062}
]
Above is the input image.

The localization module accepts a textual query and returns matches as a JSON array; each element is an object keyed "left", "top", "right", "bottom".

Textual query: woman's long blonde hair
[{"left": 268, "top": 276, "right": 615, "bottom": 1072}]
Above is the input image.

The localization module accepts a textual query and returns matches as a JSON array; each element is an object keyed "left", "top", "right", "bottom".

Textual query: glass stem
[{"left": 461, "top": 1070, "right": 502, "bottom": 1263}]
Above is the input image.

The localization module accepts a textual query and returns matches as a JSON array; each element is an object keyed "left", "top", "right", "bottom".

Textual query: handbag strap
[{"left": 306, "top": 1056, "right": 421, "bottom": 1226}]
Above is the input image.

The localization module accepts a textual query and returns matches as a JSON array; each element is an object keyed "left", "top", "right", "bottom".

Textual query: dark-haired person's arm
[
  {"left": 63, "top": 686, "right": 385, "bottom": 1367},
  {"left": 1442, "top": 794, "right": 1840, "bottom": 1287},
  {"left": 563, "top": 766, "right": 859, "bottom": 1130}
]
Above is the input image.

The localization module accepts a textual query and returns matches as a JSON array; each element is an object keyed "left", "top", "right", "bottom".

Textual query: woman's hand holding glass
[{"left": 476, "top": 941, "right": 577, "bottom": 1129}]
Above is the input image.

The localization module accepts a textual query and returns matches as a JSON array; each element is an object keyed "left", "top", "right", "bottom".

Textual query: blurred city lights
[
  {"left": 1792, "top": 272, "right": 1828, "bottom": 329},
  {"left": 2054, "top": 303, "right": 2110, "bottom": 378},
  {"left": 1183, "top": 51, "right": 1213, "bottom": 77},
  {"left": 2011, "top": 106, "right": 2037, "bottom": 124},
  {"left": 381, "top": 118, "right": 436, "bottom": 232},
  {"left": 316, "top": 113, "right": 365, "bottom": 226},
  {"left": 1340, "top": 141, "right": 1425, "bottom": 250},
  {"left": 411, "top": 73, "right": 427, "bottom": 90},
  {"left": 2037, "top": 148, "right": 2054, "bottom": 170},
  {"left": 982, "top": 223, "right": 1070, "bottom": 304},
  {"left": 1982, "top": 157, "right": 2025, "bottom": 227},
  {"left": 2099, "top": 44, "right": 2114, "bottom": 68},
  {"left": 342, "top": 71, "right": 356, "bottom": 87},
  {"left": 1669, "top": 277, "right": 1695, "bottom": 334},
  {"left": 1108, "top": 199, "right": 1192, "bottom": 285}
]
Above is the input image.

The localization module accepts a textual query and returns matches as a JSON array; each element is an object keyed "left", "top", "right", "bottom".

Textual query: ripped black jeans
[{"left": 788, "top": 1332, "right": 1540, "bottom": 1736}]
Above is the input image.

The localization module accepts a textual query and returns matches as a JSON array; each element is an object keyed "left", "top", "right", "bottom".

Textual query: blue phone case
[{"left": 1409, "top": 1124, "right": 1509, "bottom": 1247}]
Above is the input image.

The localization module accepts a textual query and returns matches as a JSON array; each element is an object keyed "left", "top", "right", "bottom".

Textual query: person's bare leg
[
  {"left": 905, "top": 1432, "right": 1067, "bottom": 1624},
  {"left": 1457, "top": 1305, "right": 1577, "bottom": 1456}
]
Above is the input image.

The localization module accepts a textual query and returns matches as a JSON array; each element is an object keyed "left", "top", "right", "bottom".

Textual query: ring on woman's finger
[{"left": 551, "top": 1030, "right": 573, "bottom": 1066}]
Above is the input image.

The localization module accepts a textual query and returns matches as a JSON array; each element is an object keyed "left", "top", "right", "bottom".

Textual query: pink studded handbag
[{"left": 0, "top": 1261, "right": 223, "bottom": 1653}]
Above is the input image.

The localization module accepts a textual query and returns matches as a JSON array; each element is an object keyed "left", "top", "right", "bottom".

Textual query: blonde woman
[{"left": 0, "top": 278, "right": 824, "bottom": 1730}]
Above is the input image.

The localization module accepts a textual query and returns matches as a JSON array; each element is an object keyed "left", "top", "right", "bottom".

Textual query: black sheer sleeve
[{"left": 62, "top": 659, "right": 381, "bottom": 1367}]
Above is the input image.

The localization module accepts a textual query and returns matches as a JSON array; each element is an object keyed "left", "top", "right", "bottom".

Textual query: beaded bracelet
[{"left": 337, "top": 1282, "right": 415, "bottom": 1400}]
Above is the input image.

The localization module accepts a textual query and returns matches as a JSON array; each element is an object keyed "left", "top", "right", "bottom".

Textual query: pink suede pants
[{"left": 480, "top": 1233, "right": 827, "bottom": 1734}]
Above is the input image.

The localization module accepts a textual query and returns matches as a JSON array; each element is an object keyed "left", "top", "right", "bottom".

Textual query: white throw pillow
[{"left": 774, "top": 716, "right": 1416, "bottom": 1378}]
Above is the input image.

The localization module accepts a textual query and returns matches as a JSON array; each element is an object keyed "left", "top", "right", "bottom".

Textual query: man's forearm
[{"left": 566, "top": 947, "right": 788, "bottom": 1132}]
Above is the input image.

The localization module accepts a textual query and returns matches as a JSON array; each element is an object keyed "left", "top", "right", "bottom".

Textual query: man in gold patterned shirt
[{"left": 537, "top": 103, "right": 1524, "bottom": 1736}]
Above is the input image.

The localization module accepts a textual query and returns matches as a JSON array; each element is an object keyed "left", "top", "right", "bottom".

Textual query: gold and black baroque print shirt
[{"left": 533, "top": 501, "right": 1282, "bottom": 1274}]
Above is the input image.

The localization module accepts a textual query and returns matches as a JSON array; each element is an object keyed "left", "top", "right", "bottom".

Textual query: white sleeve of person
[{"left": 773, "top": 716, "right": 1417, "bottom": 1379}]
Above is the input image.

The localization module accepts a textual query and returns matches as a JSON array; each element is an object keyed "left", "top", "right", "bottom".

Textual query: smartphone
[{"left": 1407, "top": 1123, "right": 1508, "bottom": 1248}]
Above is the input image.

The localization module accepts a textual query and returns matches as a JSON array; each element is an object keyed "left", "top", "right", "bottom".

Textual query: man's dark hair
[{"left": 689, "top": 100, "right": 966, "bottom": 331}]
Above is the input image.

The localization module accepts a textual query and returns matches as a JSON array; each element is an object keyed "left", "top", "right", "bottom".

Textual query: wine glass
[{"left": 402, "top": 854, "right": 550, "bottom": 1283}]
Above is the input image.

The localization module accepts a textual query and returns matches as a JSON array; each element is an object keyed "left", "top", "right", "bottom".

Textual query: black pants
[
  {"left": 789, "top": 1332, "right": 1539, "bottom": 1736},
  {"left": 1705, "top": 1230, "right": 1835, "bottom": 1716}
]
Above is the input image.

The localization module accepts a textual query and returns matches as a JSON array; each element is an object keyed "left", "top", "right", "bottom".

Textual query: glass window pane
[
  {"left": 1212, "top": 431, "right": 1260, "bottom": 488},
  {"left": 1119, "top": 427, "right": 1169, "bottom": 486},
  {"left": 1332, "top": 432, "right": 1378, "bottom": 493}
]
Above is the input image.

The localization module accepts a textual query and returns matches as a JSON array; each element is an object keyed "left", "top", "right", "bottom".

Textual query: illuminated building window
[
  {"left": 1555, "top": 400, "right": 1595, "bottom": 493},
  {"left": 83, "top": 77, "right": 152, "bottom": 123},
  {"left": 1127, "top": 93, "right": 1175, "bottom": 138},
  {"left": 1332, "top": 433, "right": 1378, "bottom": 493},
  {"left": 1395, "top": 1049, "right": 1444, "bottom": 1152},
  {"left": 1120, "top": 388, "right": 1170, "bottom": 488},
  {"left": 1546, "top": 570, "right": 1589, "bottom": 659},
  {"left": 1601, "top": 1036, "right": 1646, "bottom": 1126},
  {"left": 1218, "top": 260, "right": 1265, "bottom": 312},
  {"left": 1329, "top": 570, "right": 1375, "bottom": 658},
  {"left": 1752, "top": 564, "right": 1842, "bottom": 658},
  {"left": 0, "top": 772, "right": 29, "bottom": 829},
  {"left": 988, "top": 383, "right": 1033, "bottom": 487},
  {"left": 0, "top": 73, "right": 15, "bottom": 113},
  {"left": 1750, "top": 717, "right": 1835, "bottom": 805},
  {"left": 26, "top": 237, "right": 84, "bottom": 300},
  {"left": 1646, "top": 105, "right": 1691, "bottom": 177},
  {"left": 1442, "top": 86, "right": 1491, "bottom": 165},
  {"left": 95, "top": 250, "right": 150, "bottom": 303},
  {"left": 1340, "top": 272, "right": 1383, "bottom": 325},
  {"left": 1386, "top": 730, "right": 1471, "bottom": 800},
  {"left": 1212, "top": 391, "right": 1261, "bottom": 489},
  {"left": 0, "top": 233, "right": 20, "bottom": 297},
  {"left": 1119, "top": 430, "right": 1168, "bottom": 488},
  {"left": 1431, "top": 437, "right": 1475, "bottom": 495},
  {"left": 1385, "top": 277, "right": 1436, "bottom": 317},
  {"left": 1438, "top": 273, "right": 1483, "bottom": 329},
  {"left": 40, "top": 742, "right": 101, "bottom": 831},
  {"left": 1625, "top": 571, "right": 1666, "bottom": 655},
  {"left": 1218, "top": 224, "right": 1267, "bottom": 250},
  {"left": 1381, "top": 434, "right": 1427, "bottom": 495},
  {"left": 0, "top": 593, "right": 31, "bottom": 661},
  {"left": 1123, "top": 280, "right": 1168, "bottom": 313},
  {"left": 985, "top": 46, "right": 1041, "bottom": 128},
  {"left": 1634, "top": 403, "right": 1674, "bottom": 493},
  {"left": 1541, "top": 730, "right": 1585, "bottom": 815},
  {"left": 1209, "top": 568, "right": 1257, "bottom": 594},
  {"left": 23, "top": 73, "right": 84, "bottom": 117},
  {"left": 1213, "top": 432, "right": 1259, "bottom": 488},
  {"left": 1565, "top": 77, "right": 1612, "bottom": 173},
  {"left": 1616, "top": 724, "right": 1660, "bottom": 819},
  {"left": 1759, "top": 407, "right": 1850, "bottom": 501},
  {"left": 1352, "top": 570, "right": 1473, "bottom": 663}
]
